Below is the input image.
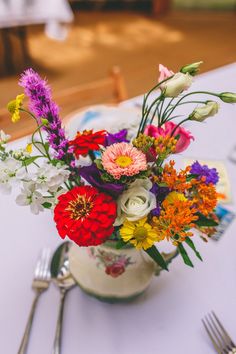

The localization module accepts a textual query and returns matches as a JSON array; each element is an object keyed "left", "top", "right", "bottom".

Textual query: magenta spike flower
[{"left": 19, "top": 69, "right": 75, "bottom": 167}]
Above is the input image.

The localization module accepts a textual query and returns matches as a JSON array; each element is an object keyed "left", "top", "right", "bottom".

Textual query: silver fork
[
  {"left": 202, "top": 311, "right": 236, "bottom": 354},
  {"left": 18, "top": 248, "right": 51, "bottom": 354}
]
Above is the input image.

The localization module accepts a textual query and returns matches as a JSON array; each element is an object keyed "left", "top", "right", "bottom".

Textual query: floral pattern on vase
[{"left": 88, "top": 247, "right": 134, "bottom": 278}]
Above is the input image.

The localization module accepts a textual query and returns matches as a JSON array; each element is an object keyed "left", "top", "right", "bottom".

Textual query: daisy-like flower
[
  {"left": 54, "top": 186, "right": 117, "bottom": 246},
  {"left": 7, "top": 94, "right": 25, "bottom": 123},
  {"left": 101, "top": 142, "right": 147, "bottom": 180},
  {"left": 120, "top": 217, "right": 160, "bottom": 250}
]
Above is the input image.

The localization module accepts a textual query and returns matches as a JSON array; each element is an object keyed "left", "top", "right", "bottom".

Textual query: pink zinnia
[{"left": 102, "top": 142, "right": 147, "bottom": 180}]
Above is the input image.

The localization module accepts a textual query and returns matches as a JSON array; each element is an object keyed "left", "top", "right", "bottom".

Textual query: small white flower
[
  {"left": 34, "top": 162, "right": 70, "bottom": 193},
  {"left": 16, "top": 182, "right": 44, "bottom": 215},
  {"left": 0, "top": 158, "right": 26, "bottom": 194},
  {"left": 114, "top": 178, "right": 157, "bottom": 226},
  {"left": 0, "top": 130, "right": 10, "bottom": 145}
]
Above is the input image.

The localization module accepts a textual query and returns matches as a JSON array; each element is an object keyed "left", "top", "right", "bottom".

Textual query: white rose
[
  {"left": 114, "top": 178, "right": 156, "bottom": 226},
  {"left": 162, "top": 72, "right": 193, "bottom": 97},
  {"left": 190, "top": 101, "right": 219, "bottom": 122}
]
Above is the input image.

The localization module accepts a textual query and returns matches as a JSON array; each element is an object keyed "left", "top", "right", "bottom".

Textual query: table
[
  {"left": 1, "top": 63, "right": 236, "bottom": 354},
  {"left": 0, "top": 0, "right": 73, "bottom": 74}
]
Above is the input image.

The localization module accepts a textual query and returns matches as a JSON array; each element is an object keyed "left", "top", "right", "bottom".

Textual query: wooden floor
[{"left": 1, "top": 10, "right": 236, "bottom": 140}]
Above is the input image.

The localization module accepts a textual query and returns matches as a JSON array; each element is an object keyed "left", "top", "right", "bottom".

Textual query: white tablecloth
[
  {"left": 1, "top": 64, "right": 236, "bottom": 354},
  {"left": 0, "top": 0, "right": 73, "bottom": 40}
]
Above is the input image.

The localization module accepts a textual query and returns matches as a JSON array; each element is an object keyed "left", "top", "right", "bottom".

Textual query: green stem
[
  {"left": 139, "top": 94, "right": 163, "bottom": 134},
  {"left": 138, "top": 75, "right": 174, "bottom": 135},
  {"left": 163, "top": 91, "right": 220, "bottom": 122},
  {"left": 171, "top": 117, "right": 190, "bottom": 136},
  {"left": 20, "top": 108, "right": 51, "bottom": 161}
]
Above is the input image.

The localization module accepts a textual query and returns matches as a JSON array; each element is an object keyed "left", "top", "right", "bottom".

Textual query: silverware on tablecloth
[
  {"left": 50, "top": 242, "right": 76, "bottom": 354},
  {"left": 18, "top": 248, "right": 51, "bottom": 354},
  {"left": 202, "top": 311, "right": 236, "bottom": 354}
]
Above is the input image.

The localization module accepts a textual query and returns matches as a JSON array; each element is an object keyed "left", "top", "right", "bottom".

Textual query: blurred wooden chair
[
  {"left": 0, "top": 66, "right": 128, "bottom": 141},
  {"left": 152, "top": 0, "right": 172, "bottom": 16}
]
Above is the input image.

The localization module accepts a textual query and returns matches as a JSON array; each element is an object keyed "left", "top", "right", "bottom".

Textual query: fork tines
[
  {"left": 34, "top": 248, "right": 51, "bottom": 282},
  {"left": 202, "top": 311, "right": 236, "bottom": 354}
]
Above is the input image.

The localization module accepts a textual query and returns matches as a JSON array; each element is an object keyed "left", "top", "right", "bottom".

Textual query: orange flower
[
  {"left": 192, "top": 182, "right": 218, "bottom": 216},
  {"left": 154, "top": 135, "right": 177, "bottom": 157},
  {"left": 156, "top": 160, "right": 195, "bottom": 193},
  {"left": 152, "top": 198, "right": 198, "bottom": 244}
]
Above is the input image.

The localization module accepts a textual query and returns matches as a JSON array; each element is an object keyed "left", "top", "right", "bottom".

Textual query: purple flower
[
  {"left": 150, "top": 183, "right": 170, "bottom": 202},
  {"left": 190, "top": 161, "right": 219, "bottom": 185},
  {"left": 80, "top": 164, "right": 125, "bottom": 197},
  {"left": 19, "top": 69, "right": 76, "bottom": 169},
  {"left": 151, "top": 206, "right": 161, "bottom": 217},
  {"left": 105, "top": 129, "right": 129, "bottom": 146}
]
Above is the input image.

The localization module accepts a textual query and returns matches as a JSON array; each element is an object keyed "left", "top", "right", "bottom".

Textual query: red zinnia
[
  {"left": 54, "top": 186, "right": 117, "bottom": 246},
  {"left": 69, "top": 129, "right": 106, "bottom": 157}
]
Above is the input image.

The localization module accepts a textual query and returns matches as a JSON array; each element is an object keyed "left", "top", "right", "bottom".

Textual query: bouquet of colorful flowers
[{"left": 1, "top": 61, "right": 236, "bottom": 270}]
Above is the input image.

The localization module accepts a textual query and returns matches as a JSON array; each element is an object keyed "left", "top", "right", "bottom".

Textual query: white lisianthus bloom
[
  {"left": 114, "top": 178, "right": 156, "bottom": 226},
  {"left": 16, "top": 182, "right": 44, "bottom": 215},
  {"left": 0, "top": 130, "right": 10, "bottom": 145},
  {"left": 162, "top": 72, "right": 193, "bottom": 97},
  {"left": 190, "top": 101, "right": 219, "bottom": 122},
  {"left": 34, "top": 162, "right": 70, "bottom": 193},
  {"left": 0, "top": 158, "right": 26, "bottom": 194}
]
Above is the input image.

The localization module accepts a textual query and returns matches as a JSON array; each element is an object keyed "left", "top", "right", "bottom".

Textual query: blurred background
[{"left": 0, "top": 0, "right": 236, "bottom": 139}]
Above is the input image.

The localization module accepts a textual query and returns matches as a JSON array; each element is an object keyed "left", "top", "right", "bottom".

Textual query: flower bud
[
  {"left": 189, "top": 101, "right": 219, "bottom": 122},
  {"left": 180, "top": 61, "right": 203, "bottom": 76},
  {"left": 219, "top": 92, "right": 236, "bottom": 103},
  {"left": 162, "top": 73, "right": 193, "bottom": 98},
  {"left": 41, "top": 118, "right": 49, "bottom": 126}
]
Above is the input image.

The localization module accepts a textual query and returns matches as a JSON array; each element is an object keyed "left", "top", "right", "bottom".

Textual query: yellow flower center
[
  {"left": 66, "top": 196, "right": 93, "bottom": 220},
  {"left": 133, "top": 226, "right": 148, "bottom": 241},
  {"left": 7, "top": 100, "right": 17, "bottom": 114},
  {"left": 115, "top": 155, "right": 133, "bottom": 168}
]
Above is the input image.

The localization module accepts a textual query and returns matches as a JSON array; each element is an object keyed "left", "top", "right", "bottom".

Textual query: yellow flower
[
  {"left": 120, "top": 217, "right": 161, "bottom": 250},
  {"left": 165, "top": 191, "right": 187, "bottom": 204},
  {"left": 7, "top": 94, "right": 25, "bottom": 123},
  {"left": 25, "top": 143, "right": 32, "bottom": 154}
]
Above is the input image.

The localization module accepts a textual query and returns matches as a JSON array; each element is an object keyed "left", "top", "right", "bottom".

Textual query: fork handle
[
  {"left": 18, "top": 291, "right": 41, "bottom": 354},
  {"left": 53, "top": 289, "right": 67, "bottom": 354}
]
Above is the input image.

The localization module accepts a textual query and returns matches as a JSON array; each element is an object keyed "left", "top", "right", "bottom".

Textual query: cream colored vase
[{"left": 69, "top": 241, "right": 178, "bottom": 302}]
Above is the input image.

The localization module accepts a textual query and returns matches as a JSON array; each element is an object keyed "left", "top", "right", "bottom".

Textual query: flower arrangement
[{"left": 2, "top": 62, "right": 236, "bottom": 271}]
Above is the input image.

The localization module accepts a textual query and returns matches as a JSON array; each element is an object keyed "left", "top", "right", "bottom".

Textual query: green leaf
[
  {"left": 145, "top": 245, "right": 168, "bottom": 271},
  {"left": 185, "top": 237, "right": 203, "bottom": 261},
  {"left": 178, "top": 243, "right": 194, "bottom": 267},
  {"left": 186, "top": 174, "right": 198, "bottom": 181},
  {"left": 23, "top": 156, "right": 41, "bottom": 167},
  {"left": 116, "top": 239, "right": 128, "bottom": 249},
  {"left": 195, "top": 213, "right": 218, "bottom": 227},
  {"left": 42, "top": 202, "right": 52, "bottom": 209}
]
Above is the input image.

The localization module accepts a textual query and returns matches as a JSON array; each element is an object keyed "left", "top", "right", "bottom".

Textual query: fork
[
  {"left": 202, "top": 311, "right": 236, "bottom": 354},
  {"left": 18, "top": 248, "right": 51, "bottom": 354}
]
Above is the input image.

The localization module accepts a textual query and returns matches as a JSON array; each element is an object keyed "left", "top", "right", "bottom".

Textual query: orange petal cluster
[{"left": 152, "top": 198, "right": 199, "bottom": 244}]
